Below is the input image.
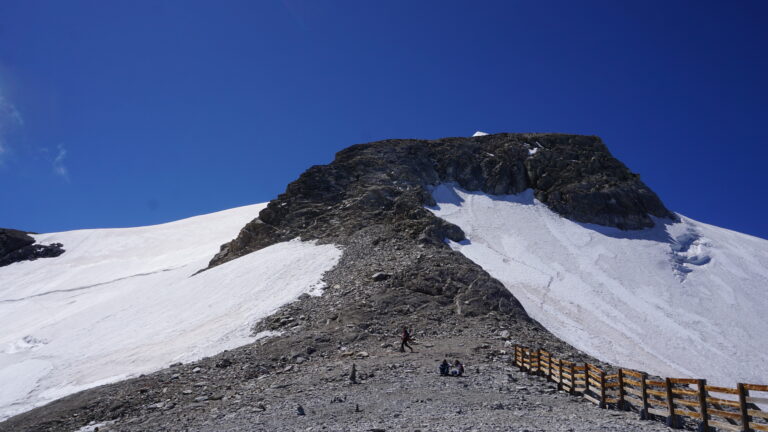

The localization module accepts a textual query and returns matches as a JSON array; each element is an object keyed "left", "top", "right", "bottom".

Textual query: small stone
[
  {"left": 215, "top": 359, "right": 232, "bottom": 368},
  {"left": 371, "top": 272, "right": 391, "bottom": 281}
]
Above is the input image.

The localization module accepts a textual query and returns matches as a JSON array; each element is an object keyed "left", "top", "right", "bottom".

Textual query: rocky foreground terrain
[
  {"left": 0, "top": 305, "right": 684, "bottom": 432},
  {"left": 1, "top": 134, "right": 682, "bottom": 431}
]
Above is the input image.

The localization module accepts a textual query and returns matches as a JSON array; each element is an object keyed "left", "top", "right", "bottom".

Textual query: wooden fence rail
[{"left": 513, "top": 344, "right": 768, "bottom": 432}]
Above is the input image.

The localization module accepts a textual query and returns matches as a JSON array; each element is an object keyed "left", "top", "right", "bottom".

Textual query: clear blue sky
[{"left": 1, "top": 1, "right": 766, "bottom": 239}]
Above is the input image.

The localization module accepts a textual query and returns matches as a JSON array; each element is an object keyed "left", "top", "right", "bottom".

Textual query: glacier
[{"left": 428, "top": 184, "right": 768, "bottom": 387}]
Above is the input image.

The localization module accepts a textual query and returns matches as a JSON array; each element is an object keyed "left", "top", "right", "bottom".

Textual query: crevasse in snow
[
  {"left": 428, "top": 184, "right": 768, "bottom": 387},
  {"left": 0, "top": 204, "right": 342, "bottom": 420}
]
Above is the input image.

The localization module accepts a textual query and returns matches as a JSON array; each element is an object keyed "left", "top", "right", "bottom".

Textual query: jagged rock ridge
[
  {"left": 0, "top": 228, "right": 64, "bottom": 268},
  {"left": 210, "top": 133, "right": 673, "bottom": 269}
]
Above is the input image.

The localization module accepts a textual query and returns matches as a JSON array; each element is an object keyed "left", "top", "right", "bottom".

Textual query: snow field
[
  {"left": 0, "top": 204, "right": 342, "bottom": 420},
  {"left": 428, "top": 184, "right": 768, "bottom": 387}
]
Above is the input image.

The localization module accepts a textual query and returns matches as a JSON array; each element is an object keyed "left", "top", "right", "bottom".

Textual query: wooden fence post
[
  {"left": 697, "top": 379, "right": 709, "bottom": 432},
  {"left": 521, "top": 348, "right": 527, "bottom": 372},
  {"left": 640, "top": 372, "right": 650, "bottom": 420},
  {"left": 544, "top": 351, "right": 549, "bottom": 378},
  {"left": 526, "top": 348, "right": 531, "bottom": 373},
  {"left": 527, "top": 349, "right": 532, "bottom": 373},
  {"left": 549, "top": 357, "right": 560, "bottom": 384},
  {"left": 537, "top": 349, "right": 543, "bottom": 376},
  {"left": 665, "top": 377, "right": 680, "bottom": 428},
  {"left": 550, "top": 355, "right": 557, "bottom": 382},
  {"left": 512, "top": 345, "right": 516, "bottom": 366},
  {"left": 584, "top": 362, "right": 590, "bottom": 396},
  {"left": 557, "top": 358, "right": 564, "bottom": 391},
  {"left": 599, "top": 369, "right": 607, "bottom": 408},
  {"left": 738, "top": 383, "right": 750, "bottom": 432},
  {"left": 522, "top": 346, "right": 528, "bottom": 372},
  {"left": 618, "top": 369, "right": 626, "bottom": 411},
  {"left": 546, "top": 353, "right": 553, "bottom": 381},
  {"left": 525, "top": 348, "right": 531, "bottom": 373}
]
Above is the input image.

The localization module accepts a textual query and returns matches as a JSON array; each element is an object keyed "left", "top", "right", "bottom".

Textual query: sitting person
[
  {"left": 451, "top": 360, "right": 465, "bottom": 377},
  {"left": 439, "top": 359, "right": 450, "bottom": 376}
]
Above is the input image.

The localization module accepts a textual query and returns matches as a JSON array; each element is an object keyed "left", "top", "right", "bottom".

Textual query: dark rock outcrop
[
  {"left": 209, "top": 133, "right": 672, "bottom": 269},
  {"left": 0, "top": 228, "right": 65, "bottom": 267}
]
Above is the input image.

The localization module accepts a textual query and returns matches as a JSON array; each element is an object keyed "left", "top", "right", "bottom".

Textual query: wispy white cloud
[
  {"left": 0, "top": 91, "right": 23, "bottom": 165},
  {"left": 52, "top": 144, "right": 69, "bottom": 181},
  {"left": 2, "top": 87, "right": 70, "bottom": 181}
]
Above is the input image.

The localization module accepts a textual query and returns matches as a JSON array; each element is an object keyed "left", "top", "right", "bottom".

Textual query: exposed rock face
[
  {"left": 209, "top": 133, "right": 672, "bottom": 269},
  {"left": 0, "top": 229, "right": 64, "bottom": 268},
  {"left": 203, "top": 133, "right": 672, "bottom": 321}
]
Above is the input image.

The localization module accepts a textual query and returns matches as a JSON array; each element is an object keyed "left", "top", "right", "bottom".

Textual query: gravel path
[{"left": 94, "top": 335, "right": 680, "bottom": 432}]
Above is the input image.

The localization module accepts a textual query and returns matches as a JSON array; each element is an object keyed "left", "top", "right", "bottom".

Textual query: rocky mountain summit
[
  {"left": 0, "top": 228, "right": 64, "bottom": 268},
  {"left": 0, "top": 133, "right": 681, "bottom": 432},
  {"left": 204, "top": 132, "right": 673, "bottom": 325},
  {"left": 210, "top": 133, "right": 672, "bottom": 269}
]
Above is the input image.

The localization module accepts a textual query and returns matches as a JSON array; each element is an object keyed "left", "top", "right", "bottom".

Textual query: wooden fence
[{"left": 513, "top": 345, "right": 768, "bottom": 432}]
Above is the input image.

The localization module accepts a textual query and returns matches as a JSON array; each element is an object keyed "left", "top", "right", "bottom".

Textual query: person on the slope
[
  {"left": 451, "top": 360, "right": 465, "bottom": 377},
  {"left": 439, "top": 359, "right": 450, "bottom": 376},
  {"left": 400, "top": 326, "right": 414, "bottom": 353}
]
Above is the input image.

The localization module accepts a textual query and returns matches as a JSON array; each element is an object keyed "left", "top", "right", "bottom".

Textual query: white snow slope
[
  {"left": 0, "top": 204, "right": 342, "bottom": 421},
  {"left": 429, "top": 184, "right": 768, "bottom": 387}
]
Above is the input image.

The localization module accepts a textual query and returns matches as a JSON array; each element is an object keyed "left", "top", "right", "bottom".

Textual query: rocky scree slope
[{"left": 0, "top": 228, "right": 64, "bottom": 267}]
